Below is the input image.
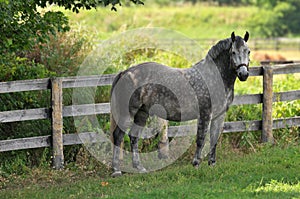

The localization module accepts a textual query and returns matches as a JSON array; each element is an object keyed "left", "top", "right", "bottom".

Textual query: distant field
[
  {"left": 60, "top": 4, "right": 257, "bottom": 40},
  {"left": 59, "top": 4, "right": 299, "bottom": 59}
]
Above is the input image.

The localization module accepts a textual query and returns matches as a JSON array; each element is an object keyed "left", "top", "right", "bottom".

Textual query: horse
[{"left": 110, "top": 32, "right": 251, "bottom": 177}]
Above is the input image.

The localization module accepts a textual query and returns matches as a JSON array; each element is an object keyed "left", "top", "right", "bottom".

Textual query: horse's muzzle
[{"left": 236, "top": 64, "right": 249, "bottom": 81}]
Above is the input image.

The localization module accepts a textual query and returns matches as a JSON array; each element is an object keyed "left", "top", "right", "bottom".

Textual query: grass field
[
  {"left": 1, "top": 144, "right": 299, "bottom": 198},
  {"left": 60, "top": 4, "right": 257, "bottom": 40},
  {"left": 54, "top": 4, "right": 300, "bottom": 65},
  {"left": 59, "top": 4, "right": 299, "bottom": 63}
]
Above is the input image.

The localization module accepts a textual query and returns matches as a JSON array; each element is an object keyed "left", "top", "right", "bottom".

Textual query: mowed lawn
[{"left": 1, "top": 144, "right": 299, "bottom": 198}]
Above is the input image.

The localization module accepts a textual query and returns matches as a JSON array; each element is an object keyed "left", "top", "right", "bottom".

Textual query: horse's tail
[
  {"left": 110, "top": 71, "right": 123, "bottom": 143},
  {"left": 110, "top": 71, "right": 123, "bottom": 97}
]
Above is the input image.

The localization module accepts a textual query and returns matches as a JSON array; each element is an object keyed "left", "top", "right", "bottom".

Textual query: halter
[
  {"left": 229, "top": 43, "right": 249, "bottom": 72},
  {"left": 236, "top": 63, "right": 249, "bottom": 71}
]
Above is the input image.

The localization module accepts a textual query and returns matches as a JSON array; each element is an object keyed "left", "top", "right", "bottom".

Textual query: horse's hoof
[
  {"left": 139, "top": 168, "right": 147, "bottom": 173},
  {"left": 192, "top": 158, "right": 201, "bottom": 168},
  {"left": 208, "top": 160, "right": 216, "bottom": 167},
  {"left": 111, "top": 171, "right": 122, "bottom": 177},
  {"left": 135, "top": 165, "right": 147, "bottom": 173},
  {"left": 138, "top": 166, "right": 147, "bottom": 173},
  {"left": 194, "top": 164, "right": 199, "bottom": 169}
]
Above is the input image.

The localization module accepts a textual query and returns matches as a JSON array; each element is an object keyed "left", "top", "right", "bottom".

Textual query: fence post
[
  {"left": 262, "top": 66, "right": 274, "bottom": 144},
  {"left": 51, "top": 77, "right": 64, "bottom": 169}
]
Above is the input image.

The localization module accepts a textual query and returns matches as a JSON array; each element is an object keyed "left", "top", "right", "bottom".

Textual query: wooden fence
[
  {"left": 196, "top": 38, "right": 300, "bottom": 51},
  {"left": 166, "top": 38, "right": 300, "bottom": 52},
  {"left": 0, "top": 63, "right": 300, "bottom": 169}
]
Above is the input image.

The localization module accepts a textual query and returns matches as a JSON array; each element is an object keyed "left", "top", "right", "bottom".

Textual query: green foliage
[
  {"left": 0, "top": 149, "right": 51, "bottom": 176},
  {"left": 0, "top": 0, "right": 143, "bottom": 54},
  {"left": 33, "top": 28, "right": 95, "bottom": 76},
  {"left": 0, "top": 54, "right": 52, "bottom": 114},
  {"left": 212, "top": 0, "right": 253, "bottom": 5},
  {"left": 0, "top": 1, "right": 70, "bottom": 54},
  {"left": 0, "top": 55, "right": 54, "bottom": 82},
  {"left": 0, "top": 55, "right": 55, "bottom": 175},
  {"left": 225, "top": 73, "right": 300, "bottom": 150},
  {"left": 248, "top": 0, "right": 300, "bottom": 37}
]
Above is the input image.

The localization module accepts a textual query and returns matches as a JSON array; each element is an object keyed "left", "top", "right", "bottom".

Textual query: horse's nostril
[{"left": 238, "top": 71, "right": 249, "bottom": 78}]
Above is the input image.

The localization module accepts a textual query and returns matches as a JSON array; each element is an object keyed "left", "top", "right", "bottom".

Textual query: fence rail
[
  {"left": 1, "top": 64, "right": 300, "bottom": 169},
  {"left": 192, "top": 38, "right": 300, "bottom": 51},
  {"left": 159, "top": 38, "right": 300, "bottom": 51}
]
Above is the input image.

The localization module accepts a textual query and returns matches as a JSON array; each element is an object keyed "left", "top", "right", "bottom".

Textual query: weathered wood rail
[{"left": 1, "top": 63, "right": 300, "bottom": 169}]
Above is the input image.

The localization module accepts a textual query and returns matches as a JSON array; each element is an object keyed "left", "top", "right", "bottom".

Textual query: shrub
[
  {"left": 23, "top": 27, "right": 95, "bottom": 77},
  {"left": 0, "top": 20, "right": 100, "bottom": 172},
  {"left": 0, "top": 55, "right": 55, "bottom": 174},
  {"left": 247, "top": 1, "right": 300, "bottom": 37}
]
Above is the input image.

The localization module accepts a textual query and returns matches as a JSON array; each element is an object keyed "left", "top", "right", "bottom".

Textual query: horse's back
[
  {"left": 111, "top": 62, "right": 199, "bottom": 121},
  {"left": 127, "top": 62, "right": 183, "bottom": 77}
]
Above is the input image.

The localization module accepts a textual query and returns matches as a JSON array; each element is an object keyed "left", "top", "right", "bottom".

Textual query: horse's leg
[
  {"left": 112, "top": 126, "right": 125, "bottom": 177},
  {"left": 129, "top": 108, "right": 148, "bottom": 172},
  {"left": 208, "top": 113, "right": 225, "bottom": 166},
  {"left": 129, "top": 133, "right": 147, "bottom": 172},
  {"left": 192, "top": 113, "right": 212, "bottom": 167},
  {"left": 158, "top": 119, "right": 169, "bottom": 159}
]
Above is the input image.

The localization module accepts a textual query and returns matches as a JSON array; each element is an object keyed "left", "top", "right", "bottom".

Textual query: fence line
[
  {"left": 189, "top": 38, "right": 300, "bottom": 51},
  {"left": 156, "top": 38, "right": 300, "bottom": 51},
  {"left": 0, "top": 64, "right": 300, "bottom": 169}
]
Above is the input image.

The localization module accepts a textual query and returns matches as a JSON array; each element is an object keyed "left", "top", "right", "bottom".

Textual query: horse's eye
[
  {"left": 248, "top": 51, "right": 251, "bottom": 55},
  {"left": 232, "top": 51, "right": 236, "bottom": 55}
]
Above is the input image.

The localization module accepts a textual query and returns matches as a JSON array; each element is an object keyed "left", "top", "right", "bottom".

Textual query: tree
[
  {"left": 249, "top": 0, "right": 300, "bottom": 37},
  {"left": 0, "top": 0, "right": 144, "bottom": 54}
]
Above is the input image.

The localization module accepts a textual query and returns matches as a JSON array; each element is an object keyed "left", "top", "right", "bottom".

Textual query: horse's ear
[
  {"left": 231, "top": 32, "right": 235, "bottom": 42},
  {"left": 244, "top": 31, "right": 249, "bottom": 42}
]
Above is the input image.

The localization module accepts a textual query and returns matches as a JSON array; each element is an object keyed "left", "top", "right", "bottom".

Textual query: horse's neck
[
  {"left": 210, "top": 52, "right": 237, "bottom": 92},
  {"left": 207, "top": 38, "right": 237, "bottom": 92},
  {"left": 186, "top": 37, "right": 238, "bottom": 95}
]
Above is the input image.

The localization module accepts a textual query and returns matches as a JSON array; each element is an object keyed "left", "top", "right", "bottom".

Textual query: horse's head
[{"left": 230, "top": 31, "right": 250, "bottom": 81}]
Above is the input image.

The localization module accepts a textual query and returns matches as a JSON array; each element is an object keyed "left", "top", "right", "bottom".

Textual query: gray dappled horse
[{"left": 110, "top": 32, "right": 250, "bottom": 177}]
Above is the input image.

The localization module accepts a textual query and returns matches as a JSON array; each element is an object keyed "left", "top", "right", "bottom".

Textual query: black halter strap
[{"left": 236, "top": 63, "right": 249, "bottom": 70}]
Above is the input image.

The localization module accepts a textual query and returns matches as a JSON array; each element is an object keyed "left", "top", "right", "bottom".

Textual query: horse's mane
[{"left": 207, "top": 38, "right": 232, "bottom": 60}]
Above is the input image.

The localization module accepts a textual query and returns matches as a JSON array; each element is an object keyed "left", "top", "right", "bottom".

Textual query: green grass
[{"left": 1, "top": 144, "right": 299, "bottom": 198}]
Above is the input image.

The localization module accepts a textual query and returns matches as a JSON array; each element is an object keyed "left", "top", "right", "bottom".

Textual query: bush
[
  {"left": 247, "top": 1, "right": 300, "bottom": 37},
  {"left": 0, "top": 0, "right": 70, "bottom": 54},
  {"left": 21, "top": 26, "right": 94, "bottom": 77},
  {"left": 36, "top": 29, "right": 94, "bottom": 76},
  {"left": 0, "top": 55, "right": 55, "bottom": 174},
  {"left": 0, "top": 55, "right": 54, "bottom": 112}
]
